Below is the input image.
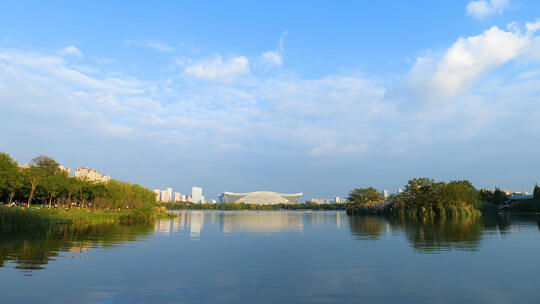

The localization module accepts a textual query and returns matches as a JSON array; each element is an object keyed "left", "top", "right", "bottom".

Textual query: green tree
[
  {"left": 23, "top": 166, "right": 45, "bottom": 208},
  {"left": 6, "top": 172, "right": 23, "bottom": 205},
  {"left": 479, "top": 189, "right": 494, "bottom": 203},
  {"left": 64, "top": 177, "right": 79, "bottom": 204},
  {"left": 401, "top": 178, "right": 445, "bottom": 208},
  {"left": 493, "top": 188, "right": 507, "bottom": 205},
  {"left": 347, "top": 187, "right": 383, "bottom": 205},
  {"left": 2, "top": 151, "right": 160, "bottom": 209},
  {"left": 104, "top": 180, "right": 131, "bottom": 208},
  {"left": 42, "top": 174, "right": 66, "bottom": 204},
  {"left": 442, "top": 180, "right": 480, "bottom": 208},
  {"left": 534, "top": 184, "right": 540, "bottom": 200},
  {"left": 0, "top": 153, "right": 23, "bottom": 204},
  {"left": 31, "top": 155, "right": 59, "bottom": 176}
]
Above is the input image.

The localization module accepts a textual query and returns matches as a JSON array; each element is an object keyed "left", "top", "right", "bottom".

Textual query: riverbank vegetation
[
  {"left": 0, "top": 152, "right": 174, "bottom": 231},
  {"left": 347, "top": 178, "right": 483, "bottom": 217},
  {"left": 0, "top": 206, "right": 173, "bottom": 232},
  {"left": 159, "top": 202, "right": 348, "bottom": 211}
]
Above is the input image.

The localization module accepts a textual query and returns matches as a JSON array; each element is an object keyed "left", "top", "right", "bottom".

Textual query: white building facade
[
  {"left": 75, "top": 167, "right": 110, "bottom": 183},
  {"left": 192, "top": 187, "right": 203, "bottom": 203},
  {"left": 219, "top": 191, "right": 303, "bottom": 205}
]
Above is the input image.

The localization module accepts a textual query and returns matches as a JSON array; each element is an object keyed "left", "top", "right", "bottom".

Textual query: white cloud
[
  {"left": 59, "top": 45, "right": 83, "bottom": 57},
  {"left": 3, "top": 20, "right": 540, "bottom": 169},
  {"left": 409, "top": 25, "right": 529, "bottom": 99},
  {"left": 184, "top": 55, "right": 250, "bottom": 81},
  {"left": 526, "top": 20, "right": 540, "bottom": 35},
  {"left": 261, "top": 51, "right": 283, "bottom": 67},
  {"left": 466, "top": 0, "right": 510, "bottom": 19},
  {"left": 257, "top": 76, "right": 385, "bottom": 118},
  {"left": 0, "top": 49, "right": 156, "bottom": 141},
  {"left": 432, "top": 26, "right": 527, "bottom": 97},
  {"left": 310, "top": 142, "right": 369, "bottom": 156},
  {"left": 260, "top": 30, "right": 287, "bottom": 68},
  {"left": 0, "top": 46, "right": 389, "bottom": 159},
  {"left": 124, "top": 40, "right": 174, "bottom": 52},
  {"left": 518, "top": 69, "right": 540, "bottom": 79}
]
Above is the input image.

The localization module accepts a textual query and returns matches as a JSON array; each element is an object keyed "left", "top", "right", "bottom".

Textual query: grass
[
  {"left": 390, "top": 205, "right": 482, "bottom": 218},
  {"left": 0, "top": 205, "right": 176, "bottom": 232}
]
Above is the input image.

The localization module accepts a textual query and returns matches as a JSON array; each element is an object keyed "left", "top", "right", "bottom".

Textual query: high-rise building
[
  {"left": 192, "top": 187, "right": 203, "bottom": 203},
  {"left": 174, "top": 192, "right": 181, "bottom": 202},
  {"left": 153, "top": 189, "right": 161, "bottom": 201},
  {"left": 167, "top": 188, "right": 173, "bottom": 201},
  {"left": 181, "top": 194, "right": 186, "bottom": 202},
  {"left": 160, "top": 190, "right": 170, "bottom": 202},
  {"left": 383, "top": 190, "right": 389, "bottom": 199}
]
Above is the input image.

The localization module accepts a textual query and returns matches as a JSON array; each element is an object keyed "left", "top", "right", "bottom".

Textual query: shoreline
[
  {"left": 167, "top": 209, "right": 346, "bottom": 212},
  {"left": 158, "top": 202, "right": 348, "bottom": 211},
  {"left": 0, "top": 206, "right": 176, "bottom": 232}
]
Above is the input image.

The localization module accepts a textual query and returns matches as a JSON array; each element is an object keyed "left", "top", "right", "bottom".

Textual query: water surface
[{"left": 1, "top": 211, "right": 540, "bottom": 303}]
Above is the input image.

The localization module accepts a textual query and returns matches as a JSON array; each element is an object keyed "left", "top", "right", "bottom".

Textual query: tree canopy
[
  {"left": 397, "top": 178, "right": 481, "bottom": 210},
  {"left": 31, "top": 155, "right": 60, "bottom": 176},
  {"left": 347, "top": 187, "right": 383, "bottom": 205},
  {"left": 0, "top": 153, "right": 22, "bottom": 204},
  {"left": 0, "top": 152, "right": 156, "bottom": 209}
]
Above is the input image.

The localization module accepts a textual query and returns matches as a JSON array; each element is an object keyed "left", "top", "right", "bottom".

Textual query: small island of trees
[{"left": 346, "top": 177, "right": 540, "bottom": 217}]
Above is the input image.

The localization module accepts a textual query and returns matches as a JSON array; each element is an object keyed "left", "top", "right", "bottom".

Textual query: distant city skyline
[
  {"left": 2, "top": 1, "right": 540, "bottom": 199},
  {"left": 154, "top": 186, "right": 206, "bottom": 203},
  {"left": 9, "top": 152, "right": 538, "bottom": 201}
]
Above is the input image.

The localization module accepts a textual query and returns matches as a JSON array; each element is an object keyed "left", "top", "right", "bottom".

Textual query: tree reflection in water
[
  {"left": 348, "top": 216, "right": 388, "bottom": 241},
  {"left": 0, "top": 223, "right": 154, "bottom": 274},
  {"left": 391, "top": 215, "right": 483, "bottom": 252},
  {"left": 349, "top": 214, "right": 540, "bottom": 253}
]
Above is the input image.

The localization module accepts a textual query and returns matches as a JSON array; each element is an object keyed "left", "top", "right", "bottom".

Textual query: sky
[{"left": 1, "top": 0, "right": 540, "bottom": 200}]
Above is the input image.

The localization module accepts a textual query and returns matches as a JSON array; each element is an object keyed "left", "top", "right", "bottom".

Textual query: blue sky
[{"left": 1, "top": 0, "right": 540, "bottom": 199}]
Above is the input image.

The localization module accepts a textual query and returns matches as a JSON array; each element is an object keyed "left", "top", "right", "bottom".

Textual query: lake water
[{"left": 1, "top": 211, "right": 540, "bottom": 303}]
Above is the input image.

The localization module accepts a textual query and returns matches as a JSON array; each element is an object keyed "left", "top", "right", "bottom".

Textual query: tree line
[
  {"left": 160, "top": 202, "right": 348, "bottom": 211},
  {"left": 347, "top": 178, "right": 497, "bottom": 216},
  {"left": 0, "top": 152, "right": 156, "bottom": 209}
]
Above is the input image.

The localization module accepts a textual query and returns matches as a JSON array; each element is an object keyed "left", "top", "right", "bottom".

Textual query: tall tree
[
  {"left": 0, "top": 152, "right": 22, "bottom": 204},
  {"left": 23, "top": 166, "right": 45, "bottom": 208},
  {"left": 31, "top": 155, "right": 59, "bottom": 176},
  {"left": 43, "top": 174, "right": 66, "bottom": 204},
  {"left": 6, "top": 172, "right": 23, "bottom": 204},
  {"left": 64, "top": 177, "right": 79, "bottom": 204},
  {"left": 493, "top": 188, "right": 507, "bottom": 205},
  {"left": 534, "top": 184, "right": 540, "bottom": 200}
]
